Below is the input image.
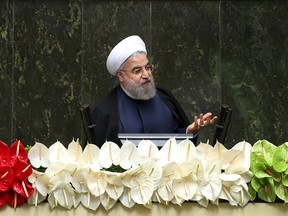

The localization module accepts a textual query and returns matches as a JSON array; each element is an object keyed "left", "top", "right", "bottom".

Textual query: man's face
[{"left": 117, "top": 53, "right": 156, "bottom": 100}]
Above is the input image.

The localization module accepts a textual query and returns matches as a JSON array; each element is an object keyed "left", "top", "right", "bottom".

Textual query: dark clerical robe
[{"left": 91, "top": 85, "right": 195, "bottom": 147}]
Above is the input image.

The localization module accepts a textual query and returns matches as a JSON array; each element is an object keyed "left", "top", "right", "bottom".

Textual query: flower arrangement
[
  {"left": 0, "top": 140, "right": 34, "bottom": 208},
  {"left": 0, "top": 138, "right": 287, "bottom": 210},
  {"left": 26, "top": 138, "right": 252, "bottom": 210},
  {"left": 249, "top": 140, "right": 288, "bottom": 202}
]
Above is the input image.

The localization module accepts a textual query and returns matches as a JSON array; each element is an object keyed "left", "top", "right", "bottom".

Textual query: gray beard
[{"left": 122, "top": 76, "right": 156, "bottom": 100}]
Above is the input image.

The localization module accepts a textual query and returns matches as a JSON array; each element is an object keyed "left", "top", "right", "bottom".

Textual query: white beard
[{"left": 122, "top": 75, "right": 156, "bottom": 100}]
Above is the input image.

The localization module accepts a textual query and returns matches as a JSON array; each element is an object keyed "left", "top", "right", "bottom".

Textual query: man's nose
[{"left": 141, "top": 68, "right": 150, "bottom": 78}]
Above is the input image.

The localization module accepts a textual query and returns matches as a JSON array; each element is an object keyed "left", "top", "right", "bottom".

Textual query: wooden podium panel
[{"left": 0, "top": 202, "right": 287, "bottom": 216}]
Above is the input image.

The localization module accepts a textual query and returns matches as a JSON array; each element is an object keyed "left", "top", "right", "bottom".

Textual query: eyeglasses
[{"left": 119, "top": 63, "right": 155, "bottom": 75}]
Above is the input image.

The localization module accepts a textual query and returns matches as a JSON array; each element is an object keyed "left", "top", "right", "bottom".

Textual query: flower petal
[
  {"left": 0, "top": 166, "right": 14, "bottom": 192},
  {"left": 81, "top": 144, "right": 101, "bottom": 171},
  {"left": 119, "top": 140, "right": 139, "bottom": 170},
  {"left": 130, "top": 174, "right": 154, "bottom": 204},
  {"left": 87, "top": 172, "right": 107, "bottom": 196},
  {"left": 67, "top": 138, "right": 83, "bottom": 164},
  {"left": 119, "top": 188, "right": 136, "bottom": 208},
  {"left": 159, "top": 138, "right": 178, "bottom": 165},
  {"left": 49, "top": 141, "right": 68, "bottom": 164},
  {"left": 81, "top": 192, "right": 101, "bottom": 210},
  {"left": 28, "top": 142, "right": 50, "bottom": 168},
  {"left": 137, "top": 140, "right": 159, "bottom": 164},
  {"left": 10, "top": 140, "right": 28, "bottom": 165},
  {"left": 52, "top": 183, "right": 74, "bottom": 209},
  {"left": 176, "top": 139, "right": 196, "bottom": 163},
  {"left": 100, "top": 192, "right": 117, "bottom": 210},
  {"left": 99, "top": 141, "right": 120, "bottom": 168},
  {"left": 0, "top": 141, "right": 11, "bottom": 166}
]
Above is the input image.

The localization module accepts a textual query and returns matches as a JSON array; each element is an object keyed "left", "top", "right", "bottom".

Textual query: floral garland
[
  {"left": 29, "top": 138, "right": 253, "bottom": 210},
  {"left": 0, "top": 138, "right": 287, "bottom": 210}
]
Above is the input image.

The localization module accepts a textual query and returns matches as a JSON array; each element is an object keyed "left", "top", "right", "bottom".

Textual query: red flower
[
  {"left": 13, "top": 161, "right": 32, "bottom": 181},
  {"left": 12, "top": 180, "right": 34, "bottom": 199},
  {"left": 0, "top": 166, "right": 14, "bottom": 192},
  {"left": 10, "top": 140, "right": 28, "bottom": 166},
  {"left": 0, "top": 140, "right": 34, "bottom": 208},
  {"left": 7, "top": 190, "right": 27, "bottom": 208},
  {"left": 0, "top": 141, "right": 11, "bottom": 166}
]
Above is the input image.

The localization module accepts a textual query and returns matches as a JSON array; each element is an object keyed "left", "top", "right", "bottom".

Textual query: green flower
[
  {"left": 249, "top": 140, "right": 288, "bottom": 203},
  {"left": 273, "top": 142, "right": 288, "bottom": 173},
  {"left": 251, "top": 177, "right": 276, "bottom": 202}
]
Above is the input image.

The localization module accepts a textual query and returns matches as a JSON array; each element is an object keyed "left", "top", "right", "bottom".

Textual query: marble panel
[
  {"left": 0, "top": 0, "right": 13, "bottom": 145},
  {"left": 13, "top": 0, "right": 82, "bottom": 147},
  {"left": 151, "top": 1, "right": 221, "bottom": 143},
  {"left": 220, "top": 1, "right": 288, "bottom": 147}
]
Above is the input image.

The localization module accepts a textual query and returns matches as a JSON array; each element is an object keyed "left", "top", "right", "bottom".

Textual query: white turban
[{"left": 106, "top": 35, "right": 147, "bottom": 76}]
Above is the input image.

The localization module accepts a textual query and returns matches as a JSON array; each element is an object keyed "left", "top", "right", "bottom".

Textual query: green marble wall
[
  {"left": 220, "top": 1, "right": 288, "bottom": 146},
  {"left": 0, "top": 0, "right": 287, "bottom": 148}
]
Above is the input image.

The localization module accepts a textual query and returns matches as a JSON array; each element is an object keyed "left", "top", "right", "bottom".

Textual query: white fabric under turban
[{"left": 106, "top": 35, "right": 147, "bottom": 76}]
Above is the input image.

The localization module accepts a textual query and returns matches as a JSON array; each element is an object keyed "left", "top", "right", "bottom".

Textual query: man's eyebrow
[{"left": 131, "top": 62, "right": 150, "bottom": 71}]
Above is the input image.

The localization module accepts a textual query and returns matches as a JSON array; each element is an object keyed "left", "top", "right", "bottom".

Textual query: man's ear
[{"left": 116, "top": 70, "right": 124, "bottom": 83}]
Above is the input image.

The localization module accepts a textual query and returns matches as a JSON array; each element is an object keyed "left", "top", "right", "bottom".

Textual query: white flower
[
  {"left": 67, "top": 138, "right": 83, "bottom": 164},
  {"left": 71, "top": 167, "right": 89, "bottom": 193},
  {"left": 50, "top": 182, "right": 75, "bottom": 209},
  {"left": 192, "top": 190, "right": 209, "bottom": 208},
  {"left": 103, "top": 171, "right": 124, "bottom": 200},
  {"left": 175, "top": 139, "right": 196, "bottom": 163},
  {"left": 86, "top": 171, "right": 107, "bottom": 197},
  {"left": 49, "top": 141, "right": 69, "bottom": 164},
  {"left": 172, "top": 162, "right": 198, "bottom": 200},
  {"left": 100, "top": 192, "right": 117, "bottom": 210},
  {"left": 28, "top": 142, "right": 50, "bottom": 168},
  {"left": 157, "top": 162, "right": 177, "bottom": 202},
  {"left": 129, "top": 173, "right": 155, "bottom": 204},
  {"left": 199, "top": 172, "right": 222, "bottom": 202},
  {"left": 218, "top": 173, "right": 250, "bottom": 206},
  {"left": 80, "top": 192, "right": 101, "bottom": 210},
  {"left": 119, "top": 140, "right": 139, "bottom": 170},
  {"left": 99, "top": 141, "right": 120, "bottom": 168},
  {"left": 33, "top": 173, "right": 51, "bottom": 197},
  {"left": 28, "top": 170, "right": 50, "bottom": 206},
  {"left": 195, "top": 141, "right": 214, "bottom": 161},
  {"left": 197, "top": 157, "right": 222, "bottom": 202},
  {"left": 137, "top": 140, "right": 159, "bottom": 164},
  {"left": 122, "top": 160, "right": 159, "bottom": 205},
  {"left": 159, "top": 138, "right": 178, "bottom": 165},
  {"left": 226, "top": 141, "right": 252, "bottom": 173},
  {"left": 119, "top": 188, "right": 136, "bottom": 208},
  {"left": 81, "top": 144, "right": 101, "bottom": 171},
  {"left": 27, "top": 190, "right": 47, "bottom": 206}
]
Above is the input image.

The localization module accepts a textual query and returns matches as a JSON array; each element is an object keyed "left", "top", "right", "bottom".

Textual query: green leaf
[
  {"left": 273, "top": 143, "right": 288, "bottom": 173},
  {"left": 101, "top": 164, "right": 126, "bottom": 173}
]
